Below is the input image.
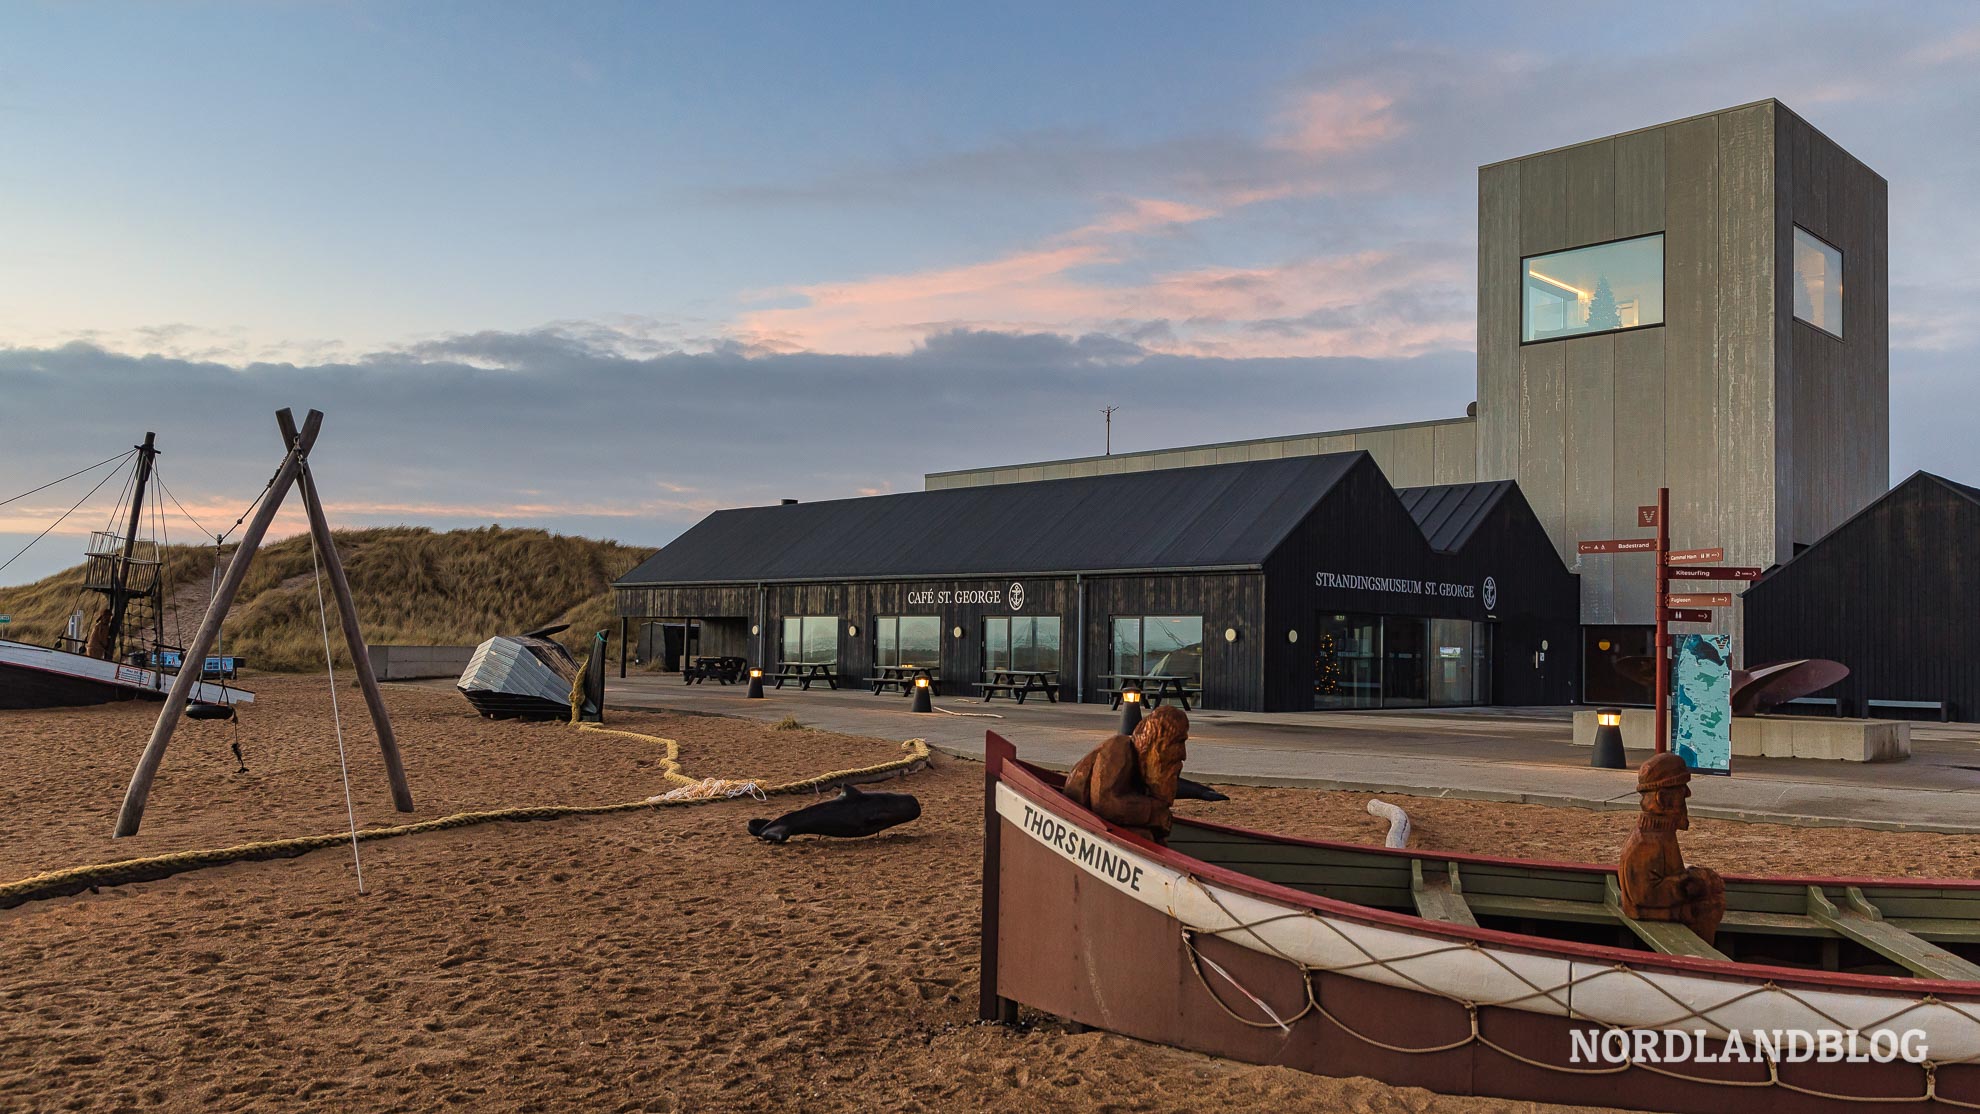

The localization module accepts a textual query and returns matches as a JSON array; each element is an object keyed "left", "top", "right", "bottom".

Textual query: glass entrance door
[
  {"left": 1381, "top": 616, "right": 1428, "bottom": 708},
  {"left": 1314, "top": 614, "right": 1381, "bottom": 709}
]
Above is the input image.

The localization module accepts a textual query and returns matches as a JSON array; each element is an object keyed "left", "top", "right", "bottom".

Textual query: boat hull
[
  {"left": 0, "top": 640, "right": 252, "bottom": 710},
  {"left": 983, "top": 733, "right": 1980, "bottom": 1112}
]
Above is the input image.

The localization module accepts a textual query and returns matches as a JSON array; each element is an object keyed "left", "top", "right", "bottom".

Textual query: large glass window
[
  {"left": 1315, "top": 614, "right": 1492, "bottom": 708},
  {"left": 1522, "top": 234, "right": 1665, "bottom": 343},
  {"left": 874, "top": 616, "right": 940, "bottom": 668},
  {"left": 1793, "top": 226, "right": 1843, "bottom": 338},
  {"left": 779, "top": 615, "right": 839, "bottom": 664},
  {"left": 982, "top": 616, "right": 1061, "bottom": 676},
  {"left": 1109, "top": 616, "right": 1204, "bottom": 683},
  {"left": 1584, "top": 625, "right": 1655, "bottom": 706}
]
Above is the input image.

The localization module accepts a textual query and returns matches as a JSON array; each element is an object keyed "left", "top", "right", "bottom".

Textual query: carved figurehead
[
  {"left": 1063, "top": 705, "right": 1189, "bottom": 845},
  {"left": 1618, "top": 752, "right": 1727, "bottom": 943}
]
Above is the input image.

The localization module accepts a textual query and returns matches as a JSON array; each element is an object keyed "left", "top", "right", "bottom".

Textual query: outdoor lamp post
[
  {"left": 747, "top": 668, "right": 765, "bottom": 699},
  {"left": 1591, "top": 706, "right": 1626, "bottom": 768},
  {"left": 1118, "top": 689, "right": 1143, "bottom": 734},
  {"left": 911, "top": 674, "right": 933, "bottom": 713}
]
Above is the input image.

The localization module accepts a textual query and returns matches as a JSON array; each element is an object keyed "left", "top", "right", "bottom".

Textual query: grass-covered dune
[{"left": 0, "top": 525, "right": 646, "bottom": 672}]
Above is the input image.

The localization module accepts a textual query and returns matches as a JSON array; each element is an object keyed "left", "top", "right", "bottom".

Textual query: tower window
[
  {"left": 1522, "top": 233, "right": 1665, "bottom": 344},
  {"left": 1793, "top": 226, "right": 1843, "bottom": 338}
]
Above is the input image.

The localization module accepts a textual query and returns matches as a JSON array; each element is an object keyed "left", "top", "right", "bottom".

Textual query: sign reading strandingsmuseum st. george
[{"left": 1314, "top": 572, "right": 1490, "bottom": 603}]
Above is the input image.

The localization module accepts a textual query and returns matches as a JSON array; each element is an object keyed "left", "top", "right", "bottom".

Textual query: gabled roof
[
  {"left": 1395, "top": 480, "right": 1519, "bottom": 554},
  {"left": 617, "top": 453, "right": 1365, "bottom": 586},
  {"left": 1756, "top": 471, "right": 1980, "bottom": 583}
]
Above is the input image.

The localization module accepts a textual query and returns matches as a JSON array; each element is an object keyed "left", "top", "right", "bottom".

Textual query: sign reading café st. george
[{"left": 905, "top": 582, "right": 1026, "bottom": 609}]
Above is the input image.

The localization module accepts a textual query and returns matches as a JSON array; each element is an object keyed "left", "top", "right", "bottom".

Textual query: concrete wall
[
  {"left": 1475, "top": 100, "right": 1887, "bottom": 632},
  {"left": 367, "top": 644, "right": 477, "bottom": 681},
  {"left": 923, "top": 416, "right": 1478, "bottom": 492}
]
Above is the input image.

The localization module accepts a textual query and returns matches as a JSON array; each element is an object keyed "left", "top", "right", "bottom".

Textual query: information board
[{"left": 1671, "top": 634, "right": 1733, "bottom": 776}]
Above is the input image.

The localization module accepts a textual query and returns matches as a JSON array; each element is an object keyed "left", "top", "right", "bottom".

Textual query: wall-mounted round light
[
  {"left": 847, "top": 624, "right": 859, "bottom": 637},
  {"left": 1597, "top": 639, "right": 1611, "bottom": 652},
  {"left": 1224, "top": 627, "right": 1239, "bottom": 643},
  {"left": 751, "top": 624, "right": 760, "bottom": 636},
  {"left": 1287, "top": 629, "right": 1299, "bottom": 644},
  {"left": 952, "top": 626, "right": 964, "bottom": 639}
]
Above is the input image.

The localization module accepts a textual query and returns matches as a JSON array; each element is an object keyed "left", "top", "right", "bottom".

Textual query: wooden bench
[
  {"left": 684, "top": 656, "right": 747, "bottom": 685},
  {"left": 977, "top": 680, "right": 1060, "bottom": 704},
  {"left": 1410, "top": 861, "right": 1479, "bottom": 927},
  {"left": 1807, "top": 886, "right": 1980, "bottom": 980},
  {"left": 1604, "top": 877, "right": 1729, "bottom": 961},
  {"left": 1780, "top": 696, "right": 1844, "bottom": 717},
  {"left": 868, "top": 666, "right": 939, "bottom": 696},
  {"left": 1867, "top": 698, "right": 1950, "bottom": 722},
  {"left": 773, "top": 662, "right": 838, "bottom": 690}
]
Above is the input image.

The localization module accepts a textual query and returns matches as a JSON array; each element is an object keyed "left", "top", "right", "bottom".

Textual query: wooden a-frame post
[{"left": 113, "top": 408, "right": 414, "bottom": 838}]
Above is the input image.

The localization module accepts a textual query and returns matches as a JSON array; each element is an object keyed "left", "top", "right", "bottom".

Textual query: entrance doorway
[
  {"left": 1583, "top": 625, "right": 1654, "bottom": 705},
  {"left": 1315, "top": 614, "right": 1492, "bottom": 709}
]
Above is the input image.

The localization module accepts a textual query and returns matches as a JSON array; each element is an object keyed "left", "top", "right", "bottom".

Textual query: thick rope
[
  {"left": 1167, "top": 869, "right": 1980, "bottom": 1103},
  {"left": 0, "top": 728, "right": 930, "bottom": 911}
]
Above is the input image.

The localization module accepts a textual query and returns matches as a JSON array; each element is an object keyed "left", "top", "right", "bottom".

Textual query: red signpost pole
[{"left": 1653, "top": 486, "right": 1670, "bottom": 755}]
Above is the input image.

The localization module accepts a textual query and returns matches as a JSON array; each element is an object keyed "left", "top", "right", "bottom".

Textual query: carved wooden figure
[
  {"left": 1618, "top": 752, "right": 1727, "bottom": 943},
  {"left": 1063, "top": 705, "right": 1188, "bottom": 844}
]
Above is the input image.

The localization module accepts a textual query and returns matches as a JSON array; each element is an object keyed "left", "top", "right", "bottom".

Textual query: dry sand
[{"left": 4, "top": 677, "right": 1978, "bottom": 1112}]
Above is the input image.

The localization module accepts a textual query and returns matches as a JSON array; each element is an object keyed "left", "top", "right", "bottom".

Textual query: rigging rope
[
  {"left": 0, "top": 448, "right": 134, "bottom": 508},
  {"left": 305, "top": 496, "right": 367, "bottom": 896},
  {"left": 0, "top": 454, "right": 137, "bottom": 577},
  {"left": 153, "top": 471, "right": 215, "bottom": 542}
]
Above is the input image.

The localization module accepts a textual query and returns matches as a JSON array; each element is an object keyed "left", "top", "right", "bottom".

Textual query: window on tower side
[
  {"left": 1521, "top": 233, "right": 1665, "bottom": 344},
  {"left": 1793, "top": 226, "right": 1843, "bottom": 338}
]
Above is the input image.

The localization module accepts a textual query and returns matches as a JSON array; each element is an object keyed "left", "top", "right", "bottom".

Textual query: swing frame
[{"left": 112, "top": 408, "right": 414, "bottom": 838}]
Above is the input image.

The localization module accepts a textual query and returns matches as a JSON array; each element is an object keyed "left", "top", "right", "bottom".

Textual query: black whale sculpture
[
  {"left": 748, "top": 784, "right": 922, "bottom": 843},
  {"left": 1175, "top": 776, "right": 1229, "bottom": 802}
]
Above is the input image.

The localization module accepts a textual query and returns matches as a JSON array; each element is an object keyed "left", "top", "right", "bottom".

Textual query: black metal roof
[
  {"left": 617, "top": 453, "right": 1364, "bottom": 586},
  {"left": 1394, "top": 480, "right": 1518, "bottom": 554}
]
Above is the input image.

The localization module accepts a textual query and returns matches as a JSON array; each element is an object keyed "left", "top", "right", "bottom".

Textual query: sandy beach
[{"left": 5, "top": 678, "right": 1980, "bottom": 1112}]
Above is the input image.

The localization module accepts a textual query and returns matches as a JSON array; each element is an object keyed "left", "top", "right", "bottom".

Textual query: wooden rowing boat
[{"left": 979, "top": 732, "right": 1980, "bottom": 1112}]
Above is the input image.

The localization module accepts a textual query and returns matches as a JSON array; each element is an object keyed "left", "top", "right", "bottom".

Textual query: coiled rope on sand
[{"left": 0, "top": 725, "right": 930, "bottom": 911}]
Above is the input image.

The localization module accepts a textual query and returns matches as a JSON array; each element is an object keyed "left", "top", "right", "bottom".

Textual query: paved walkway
[{"left": 561, "top": 674, "right": 1980, "bottom": 834}]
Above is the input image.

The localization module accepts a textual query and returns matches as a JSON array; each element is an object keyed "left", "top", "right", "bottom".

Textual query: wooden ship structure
[
  {"left": 0, "top": 432, "right": 250, "bottom": 710},
  {"left": 982, "top": 733, "right": 1980, "bottom": 1112}
]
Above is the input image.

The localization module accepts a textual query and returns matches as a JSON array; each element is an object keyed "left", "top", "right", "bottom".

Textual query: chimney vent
[{"left": 780, "top": 498, "right": 798, "bottom": 505}]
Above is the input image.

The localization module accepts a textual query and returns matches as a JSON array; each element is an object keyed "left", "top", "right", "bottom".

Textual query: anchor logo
[
  {"left": 1009, "top": 582, "right": 1025, "bottom": 611},
  {"left": 1483, "top": 576, "right": 1498, "bottom": 610}
]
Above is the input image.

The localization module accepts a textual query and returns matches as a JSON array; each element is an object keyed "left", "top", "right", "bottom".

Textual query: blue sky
[{"left": 4, "top": 2, "right": 1978, "bottom": 585}]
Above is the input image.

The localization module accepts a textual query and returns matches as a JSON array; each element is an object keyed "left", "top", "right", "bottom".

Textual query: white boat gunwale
[{"left": 997, "top": 753, "right": 1980, "bottom": 1002}]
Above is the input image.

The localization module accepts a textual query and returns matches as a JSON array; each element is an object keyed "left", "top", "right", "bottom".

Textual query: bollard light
[
  {"left": 1591, "top": 706, "right": 1626, "bottom": 768},
  {"left": 747, "top": 668, "right": 765, "bottom": 699},
  {"left": 1118, "top": 689, "right": 1143, "bottom": 734},
  {"left": 911, "top": 674, "right": 933, "bottom": 713}
]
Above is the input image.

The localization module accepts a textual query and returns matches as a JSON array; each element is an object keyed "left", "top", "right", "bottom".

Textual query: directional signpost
[{"left": 1578, "top": 489, "right": 1745, "bottom": 762}]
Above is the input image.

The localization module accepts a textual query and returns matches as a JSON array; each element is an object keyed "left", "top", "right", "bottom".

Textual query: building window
[
  {"left": 1793, "top": 226, "right": 1843, "bottom": 338},
  {"left": 779, "top": 615, "right": 838, "bottom": 664},
  {"left": 983, "top": 616, "right": 1061, "bottom": 676},
  {"left": 874, "top": 615, "right": 941, "bottom": 668},
  {"left": 1109, "top": 616, "right": 1204, "bottom": 684},
  {"left": 1522, "top": 233, "right": 1665, "bottom": 343}
]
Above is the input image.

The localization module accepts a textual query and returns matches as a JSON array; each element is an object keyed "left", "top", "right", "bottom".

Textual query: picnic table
[
  {"left": 1099, "top": 673, "right": 1200, "bottom": 711},
  {"left": 976, "top": 668, "right": 1060, "bottom": 704},
  {"left": 684, "top": 655, "right": 748, "bottom": 685},
  {"left": 773, "top": 660, "right": 839, "bottom": 690},
  {"left": 869, "top": 663, "right": 941, "bottom": 696}
]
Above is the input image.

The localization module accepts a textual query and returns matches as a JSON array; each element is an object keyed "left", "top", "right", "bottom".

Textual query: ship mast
[{"left": 103, "top": 432, "right": 157, "bottom": 660}]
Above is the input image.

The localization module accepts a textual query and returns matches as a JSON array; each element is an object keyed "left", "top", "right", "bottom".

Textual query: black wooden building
[
  {"left": 614, "top": 453, "right": 1579, "bottom": 712},
  {"left": 1745, "top": 472, "right": 1980, "bottom": 721}
]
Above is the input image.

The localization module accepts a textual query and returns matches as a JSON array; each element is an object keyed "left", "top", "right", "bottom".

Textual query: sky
[{"left": 3, "top": 1, "right": 1978, "bottom": 586}]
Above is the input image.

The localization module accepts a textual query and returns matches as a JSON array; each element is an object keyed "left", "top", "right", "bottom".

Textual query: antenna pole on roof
[{"left": 1101, "top": 406, "right": 1119, "bottom": 456}]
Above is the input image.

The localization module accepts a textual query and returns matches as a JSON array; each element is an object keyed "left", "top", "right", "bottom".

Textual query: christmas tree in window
[{"left": 1585, "top": 276, "right": 1622, "bottom": 330}]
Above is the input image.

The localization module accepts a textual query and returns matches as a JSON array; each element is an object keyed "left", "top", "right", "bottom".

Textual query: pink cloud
[{"left": 1268, "top": 84, "right": 1404, "bottom": 155}]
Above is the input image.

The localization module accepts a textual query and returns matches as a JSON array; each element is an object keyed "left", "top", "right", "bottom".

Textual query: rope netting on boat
[{"left": 1175, "top": 872, "right": 1980, "bottom": 1107}]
